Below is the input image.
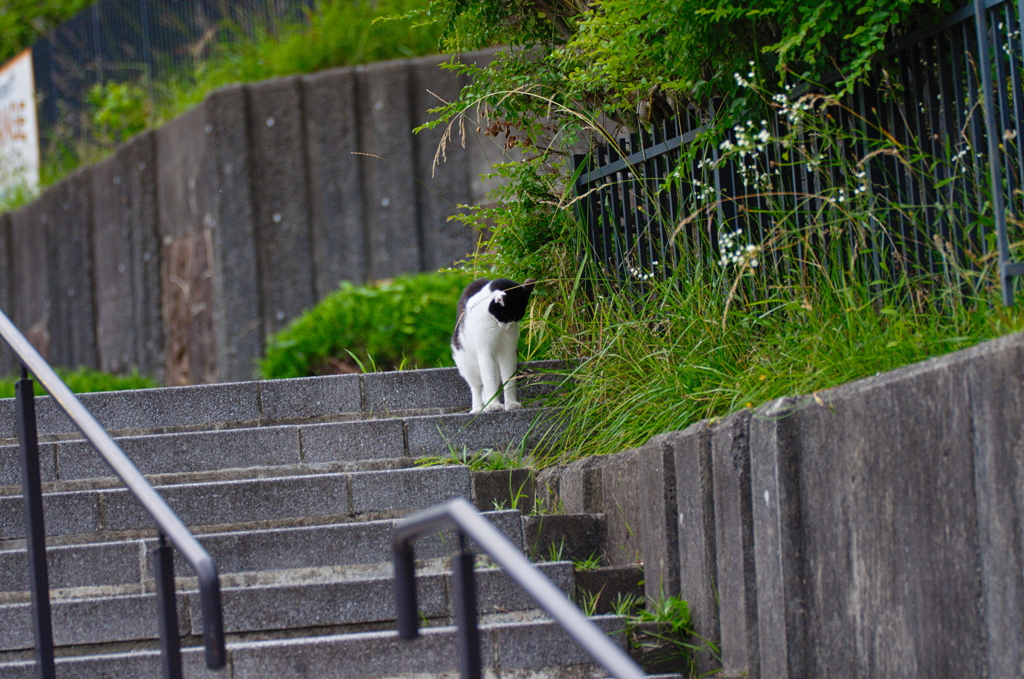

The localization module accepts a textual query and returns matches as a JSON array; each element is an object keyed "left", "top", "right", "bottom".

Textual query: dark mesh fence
[
  {"left": 575, "top": 0, "right": 1024, "bottom": 305},
  {"left": 31, "top": 0, "right": 314, "bottom": 144}
]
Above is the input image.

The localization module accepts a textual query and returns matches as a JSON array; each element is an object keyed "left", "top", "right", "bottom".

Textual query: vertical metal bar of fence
[
  {"left": 606, "top": 143, "right": 629, "bottom": 284},
  {"left": 1009, "top": 3, "right": 1024, "bottom": 199},
  {"left": 909, "top": 41, "right": 938, "bottom": 275},
  {"left": 975, "top": 0, "right": 1014, "bottom": 304},
  {"left": 963, "top": 19, "right": 991, "bottom": 262},
  {"left": 618, "top": 136, "right": 641, "bottom": 285},
  {"left": 596, "top": 146, "right": 615, "bottom": 277},
  {"left": 140, "top": 0, "right": 156, "bottom": 103},
  {"left": 926, "top": 36, "right": 948, "bottom": 277},
  {"left": 933, "top": 32, "right": 957, "bottom": 284},
  {"left": 993, "top": 9, "right": 1019, "bottom": 215},
  {"left": 949, "top": 22, "right": 979, "bottom": 263},
  {"left": 997, "top": 3, "right": 1024, "bottom": 243},
  {"left": 16, "top": 366, "right": 56, "bottom": 679},
  {"left": 637, "top": 130, "right": 659, "bottom": 275},
  {"left": 92, "top": 4, "right": 104, "bottom": 85}
]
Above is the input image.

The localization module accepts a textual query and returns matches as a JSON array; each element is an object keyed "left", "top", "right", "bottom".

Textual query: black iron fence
[
  {"left": 30, "top": 0, "right": 313, "bottom": 144},
  {"left": 574, "top": 0, "right": 1024, "bottom": 305}
]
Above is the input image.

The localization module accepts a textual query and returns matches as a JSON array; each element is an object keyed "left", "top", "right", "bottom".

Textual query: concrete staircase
[{"left": 0, "top": 363, "right": 644, "bottom": 678}]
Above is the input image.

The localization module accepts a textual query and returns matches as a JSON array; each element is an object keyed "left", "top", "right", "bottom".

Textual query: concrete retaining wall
[
  {"left": 541, "top": 331, "right": 1024, "bottom": 678},
  {"left": 0, "top": 50, "right": 507, "bottom": 383}
]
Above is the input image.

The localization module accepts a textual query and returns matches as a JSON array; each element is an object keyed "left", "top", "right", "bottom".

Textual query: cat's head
[{"left": 488, "top": 278, "right": 536, "bottom": 328}]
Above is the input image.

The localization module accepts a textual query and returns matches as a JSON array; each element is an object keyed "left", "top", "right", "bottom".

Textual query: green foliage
[
  {"left": 88, "top": 81, "right": 152, "bottom": 146},
  {"left": 573, "top": 552, "right": 603, "bottom": 570},
  {"left": 618, "top": 593, "right": 709, "bottom": 676},
  {"left": 166, "top": 0, "right": 443, "bottom": 115},
  {"left": 21, "top": 0, "right": 442, "bottom": 200},
  {"left": 495, "top": 75, "right": 1024, "bottom": 466},
  {"left": 411, "top": 0, "right": 951, "bottom": 131},
  {"left": 261, "top": 271, "right": 474, "bottom": 379},
  {"left": 404, "top": 0, "right": 957, "bottom": 296},
  {"left": 0, "top": 0, "right": 95, "bottom": 64},
  {"left": 0, "top": 367, "right": 156, "bottom": 398}
]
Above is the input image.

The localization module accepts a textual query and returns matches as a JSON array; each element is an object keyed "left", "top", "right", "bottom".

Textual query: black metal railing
[
  {"left": 0, "top": 309, "right": 225, "bottom": 679},
  {"left": 575, "top": 0, "right": 1024, "bottom": 305},
  {"left": 392, "top": 497, "right": 646, "bottom": 679}
]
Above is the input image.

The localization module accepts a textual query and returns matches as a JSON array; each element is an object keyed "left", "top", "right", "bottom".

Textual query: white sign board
[{"left": 0, "top": 49, "right": 40, "bottom": 197}]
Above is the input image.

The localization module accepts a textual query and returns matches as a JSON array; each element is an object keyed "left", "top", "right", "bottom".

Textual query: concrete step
[
  {"left": 0, "top": 408, "right": 561, "bottom": 489},
  {"left": 0, "top": 510, "right": 526, "bottom": 594},
  {"left": 0, "top": 562, "right": 575, "bottom": 651},
  {"left": 0, "top": 361, "right": 567, "bottom": 442},
  {"left": 0, "top": 465, "right": 472, "bottom": 539},
  {"left": 0, "top": 615, "right": 626, "bottom": 679}
]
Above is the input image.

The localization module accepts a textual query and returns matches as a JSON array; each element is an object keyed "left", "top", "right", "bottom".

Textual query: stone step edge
[
  {"left": 0, "top": 510, "right": 528, "bottom": 595},
  {"left": 0, "top": 465, "right": 472, "bottom": 539},
  {"left": 0, "top": 407, "right": 562, "bottom": 491},
  {"left": 0, "top": 563, "right": 577, "bottom": 652},
  {"left": 0, "top": 360, "right": 571, "bottom": 443},
  {"left": 0, "top": 614, "right": 626, "bottom": 678}
]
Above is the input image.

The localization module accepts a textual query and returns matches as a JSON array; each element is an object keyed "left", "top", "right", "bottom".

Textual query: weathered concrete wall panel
[
  {"left": 301, "top": 68, "right": 366, "bottom": 297},
  {"left": 750, "top": 351, "right": 987, "bottom": 679},
  {"left": 205, "top": 84, "right": 263, "bottom": 383},
  {"left": 670, "top": 422, "right": 718, "bottom": 676},
  {"left": 246, "top": 77, "right": 316, "bottom": 338},
  {"left": 963, "top": 335, "right": 1024, "bottom": 678},
  {"left": 43, "top": 170, "right": 96, "bottom": 370},
  {"left": 409, "top": 53, "right": 474, "bottom": 270},
  {"left": 156, "top": 104, "right": 220, "bottom": 385},
  {"left": 711, "top": 410, "right": 759, "bottom": 679},
  {"left": 92, "top": 131, "right": 162, "bottom": 380},
  {"left": 9, "top": 201, "right": 49, "bottom": 360},
  {"left": 358, "top": 61, "right": 420, "bottom": 280}
]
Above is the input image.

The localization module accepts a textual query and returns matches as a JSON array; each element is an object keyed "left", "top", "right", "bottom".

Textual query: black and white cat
[{"left": 452, "top": 278, "right": 536, "bottom": 413}]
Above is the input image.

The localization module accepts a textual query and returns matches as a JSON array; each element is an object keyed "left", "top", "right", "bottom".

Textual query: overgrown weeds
[{"left": 451, "top": 80, "right": 1024, "bottom": 466}]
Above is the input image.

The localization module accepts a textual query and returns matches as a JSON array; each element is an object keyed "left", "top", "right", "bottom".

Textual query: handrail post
[
  {"left": 153, "top": 533, "right": 183, "bottom": 679},
  {"left": 451, "top": 534, "right": 482, "bottom": 679},
  {"left": 16, "top": 366, "right": 56, "bottom": 679},
  {"left": 394, "top": 540, "right": 419, "bottom": 640}
]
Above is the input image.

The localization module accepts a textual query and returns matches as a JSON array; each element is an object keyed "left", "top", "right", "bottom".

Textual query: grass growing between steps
[{"left": 0, "top": 367, "right": 156, "bottom": 397}]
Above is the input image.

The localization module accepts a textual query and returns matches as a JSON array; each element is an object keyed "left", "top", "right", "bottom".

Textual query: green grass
[
  {"left": 525, "top": 264, "right": 1012, "bottom": 466},
  {"left": 261, "top": 271, "right": 475, "bottom": 378},
  {"left": 0, "top": 367, "right": 157, "bottom": 398},
  {"left": 155, "top": 0, "right": 444, "bottom": 120},
  {"left": 465, "top": 83, "right": 1024, "bottom": 468}
]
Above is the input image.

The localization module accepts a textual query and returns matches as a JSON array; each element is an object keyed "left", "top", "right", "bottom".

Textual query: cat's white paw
[
  {"left": 505, "top": 401, "right": 523, "bottom": 411},
  {"left": 483, "top": 401, "right": 504, "bottom": 412},
  {"left": 469, "top": 407, "right": 482, "bottom": 414}
]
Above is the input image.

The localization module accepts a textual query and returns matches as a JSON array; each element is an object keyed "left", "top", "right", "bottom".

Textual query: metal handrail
[
  {"left": 392, "top": 497, "right": 646, "bottom": 679},
  {"left": 0, "top": 309, "right": 225, "bottom": 675}
]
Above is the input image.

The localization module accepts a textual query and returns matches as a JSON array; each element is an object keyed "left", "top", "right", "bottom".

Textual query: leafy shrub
[
  {"left": 88, "top": 81, "right": 152, "bottom": 146},
  {"left": 0, "top": 367, "right": 157, "bottom": 398},
  {"left": 261, "top": 271, "right": 476, "bottom": 378}
]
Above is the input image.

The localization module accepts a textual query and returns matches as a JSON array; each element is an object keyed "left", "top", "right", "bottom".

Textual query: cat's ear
[
  {"left": 523, "top": 279, "right": 536, "bottom": 295},
  {"left": 492, "top": 289, "right": 507, "bottom": 306}
]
